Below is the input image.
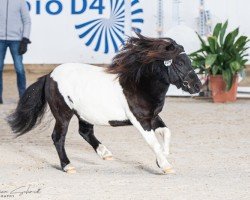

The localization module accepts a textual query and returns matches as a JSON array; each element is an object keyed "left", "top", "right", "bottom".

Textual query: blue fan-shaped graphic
[{"left": 75, "top": 0, "right": 144, "bottom": 54}]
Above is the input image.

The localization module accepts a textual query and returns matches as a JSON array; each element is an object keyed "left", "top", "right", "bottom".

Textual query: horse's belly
[
  {"left": 71, "top": 79, "right": 128, "bottom": 125},
  {"left": 74, "top": 99, "right": 128, "bottom": 125}
]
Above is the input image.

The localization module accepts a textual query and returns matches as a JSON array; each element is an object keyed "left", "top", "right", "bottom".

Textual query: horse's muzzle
[{"left": 182, "top": 71, "right": 202, "bottom": 94}]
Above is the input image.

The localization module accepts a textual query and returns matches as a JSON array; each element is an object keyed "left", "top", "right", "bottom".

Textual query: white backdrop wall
[{"left": 5, "top": 0, "right": 250, "bottom": 64}]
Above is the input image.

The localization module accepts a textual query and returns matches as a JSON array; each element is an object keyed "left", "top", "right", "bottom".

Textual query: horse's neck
[
  {"left": 140, "top": 75, "right": 170, "bottom": 100},
  {"left": 121, "top": 73, "right": 170, "bottom": 101},
  {"left": 120, "top": 74, "right": 170, "bottom": 119}
]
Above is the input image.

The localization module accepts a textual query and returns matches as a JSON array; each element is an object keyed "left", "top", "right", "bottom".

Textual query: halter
[
  {"left": 181, "top": 70, "right": 194, "bottom": 89},
  {"left": 164, "top": 52, "right": 193, "bottom": 88}
]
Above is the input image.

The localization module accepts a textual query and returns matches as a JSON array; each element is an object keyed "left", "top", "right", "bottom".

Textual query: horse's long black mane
[{"left": 106, "top": 33, "right": 182, "bottom": 84}]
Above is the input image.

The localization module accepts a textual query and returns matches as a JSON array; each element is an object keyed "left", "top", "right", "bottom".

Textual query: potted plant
[{"left": 190, "top": 21, "right": 249, "bottom": 102}]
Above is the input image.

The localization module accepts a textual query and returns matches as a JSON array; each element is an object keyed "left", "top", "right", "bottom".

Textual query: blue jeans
[{"left": 0, "top": 40, "right": 26, "bottom": 98}]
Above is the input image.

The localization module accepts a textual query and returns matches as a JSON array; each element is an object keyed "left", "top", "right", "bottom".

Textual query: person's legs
[
  {"left": 0, "top": 41, "right": 8, "bottom": 103},
  {"left": 9, "top": 41, "right": 26, "bottom": 97}
]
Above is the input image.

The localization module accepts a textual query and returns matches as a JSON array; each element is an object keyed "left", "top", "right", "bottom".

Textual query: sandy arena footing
[{"left": 0, "top": 72, "right": 249, "bottom": 200}]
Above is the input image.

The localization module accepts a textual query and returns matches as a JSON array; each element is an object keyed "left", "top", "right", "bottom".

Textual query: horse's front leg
[
  {"left": 128, "top": 114, "right": 174, "bottom": 174},
  {"left": 152, "top": 116, "right": 171, "bottom": 157}
]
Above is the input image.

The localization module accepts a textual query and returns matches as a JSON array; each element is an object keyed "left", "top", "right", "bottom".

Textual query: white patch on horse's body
[
  {"left": 155, "top": 127, "right": 171, "bottom": 157},
  {"left": 50, "top": 63, "right": 129, "bottom": 125},
  {"left": 96, "top": 144, "right": 113, "bottom": 160}
]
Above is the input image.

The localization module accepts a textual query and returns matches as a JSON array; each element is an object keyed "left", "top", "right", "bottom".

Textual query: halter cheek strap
[{"left": 164, "top": 52, "right": 186, "bottom": 67}]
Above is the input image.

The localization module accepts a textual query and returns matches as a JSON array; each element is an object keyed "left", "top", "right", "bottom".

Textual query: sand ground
[{"left": 0, "top": 72, "right": 250, "bottom": 200}]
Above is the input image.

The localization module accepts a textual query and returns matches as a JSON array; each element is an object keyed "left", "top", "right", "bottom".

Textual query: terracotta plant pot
[{"left": 209, "top": 75, "right": 238, "bottom": 103}]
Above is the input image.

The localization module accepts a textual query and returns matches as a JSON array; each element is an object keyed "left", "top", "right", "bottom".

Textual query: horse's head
[
  {"left": 159, "top": 38, "right": 202, "bottom": 94},
  {"left": 107, "top": 33, "right": 201, "bottom": 94}
]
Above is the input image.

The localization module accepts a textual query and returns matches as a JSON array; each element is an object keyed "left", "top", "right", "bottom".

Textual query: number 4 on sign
[{"left": 90, "top": 0, "right": 105, "bottom": 14}]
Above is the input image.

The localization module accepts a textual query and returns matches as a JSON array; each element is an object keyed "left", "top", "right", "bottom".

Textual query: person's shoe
[{"left": 0, "top": 97, "right": 3, "bottom": 104}]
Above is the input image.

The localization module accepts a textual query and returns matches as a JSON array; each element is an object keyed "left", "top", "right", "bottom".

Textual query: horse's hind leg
[
  {"left": 78, "top": 119, "right": 113, "bottom": 160},
  {"left": 52, "top": 119, "right": 75, "bottom": 173},
  {"left": 46, "top": 77, "right": 75, "bottom": 173}
]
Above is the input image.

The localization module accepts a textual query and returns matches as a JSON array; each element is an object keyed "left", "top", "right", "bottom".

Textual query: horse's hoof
[
  {"left": 97, "top": 144, "right": 113, "bottom": 160},
  {"left": 63, "top": 164, "right": 76, "bottom": 174},
  {"left": 163, "top": 168, "right": 175, "bottom": 174},
  {"left": 103, "top": 156, "right": 114, "bottom": 161}
]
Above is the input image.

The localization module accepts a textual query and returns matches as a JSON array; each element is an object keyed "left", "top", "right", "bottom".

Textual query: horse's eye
[{"left": 166, "top": 44, "right": 175, "bottom": 51}]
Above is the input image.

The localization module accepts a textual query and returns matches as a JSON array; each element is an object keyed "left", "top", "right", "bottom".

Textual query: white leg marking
[
  {"left": 155, "top": 127, "right": 171, "bottom": 157},
  {"left": 96, "top": 144, "right": 113, "bottom": 160},
  {"left": 127, "top": 113, "right": 174, "bottom": 173},
  {"left": 142, "top": 130, "right": 173, "bottom": 173},
  {"left": 63, "top": 164, "right": 76, "bottom": 174}
]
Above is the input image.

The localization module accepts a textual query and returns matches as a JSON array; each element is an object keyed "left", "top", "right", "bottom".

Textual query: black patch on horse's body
[
  {"left": 46, "top": 78, "right": 74, "bottom": 168},
  {"left": 120, "top": 67, "right": 170, "bottom": 131},
  {"left": 109, "top": 120, "right": 132, "bottom": 127}
]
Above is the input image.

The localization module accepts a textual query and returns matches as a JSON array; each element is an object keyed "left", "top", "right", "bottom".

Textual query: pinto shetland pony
[{"left": 8, "top": 34, "right": 201, "bottom": 174}]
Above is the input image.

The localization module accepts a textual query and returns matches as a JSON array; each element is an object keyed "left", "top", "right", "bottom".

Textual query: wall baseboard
[{"left": 3, "top": 64, "right": 109, "bottom": 74}]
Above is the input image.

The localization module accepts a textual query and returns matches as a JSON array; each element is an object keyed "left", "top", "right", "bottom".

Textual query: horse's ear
[
  {"left": 163, "top": 37, "right": 173, "bottom": 43},
  {"left": 134, "top": 31, "right": 147, "bottom": 40},
  {"left": 165, "top": 43, "right": 175, "bottom": 51}
]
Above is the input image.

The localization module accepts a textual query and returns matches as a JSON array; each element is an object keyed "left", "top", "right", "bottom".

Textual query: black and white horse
[{"left": 8, "top": 33, "right": 201, "bottom": 174}]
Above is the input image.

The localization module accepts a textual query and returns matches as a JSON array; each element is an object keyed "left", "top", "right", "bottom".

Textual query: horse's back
[{"left": 50, "top": 63, "right": 128, "bottom": 125}]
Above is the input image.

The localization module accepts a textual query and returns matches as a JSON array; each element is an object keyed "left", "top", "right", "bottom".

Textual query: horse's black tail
[{"left": 7, "top": 75, "right": 48, "bottom": 136}]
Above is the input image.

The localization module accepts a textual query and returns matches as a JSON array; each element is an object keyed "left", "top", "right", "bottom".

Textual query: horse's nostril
[{"left": 194, "top": 83, "right": 201, "bottom": 91}]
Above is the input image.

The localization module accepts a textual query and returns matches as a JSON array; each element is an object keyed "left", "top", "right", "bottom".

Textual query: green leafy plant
[{"left": 190, "top": 21, "right": 249, "bottom": 90}]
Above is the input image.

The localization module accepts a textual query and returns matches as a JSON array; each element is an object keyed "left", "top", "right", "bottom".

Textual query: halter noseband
[{"left": 182, "top": 70, "right": 194, "bottom": 89}]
